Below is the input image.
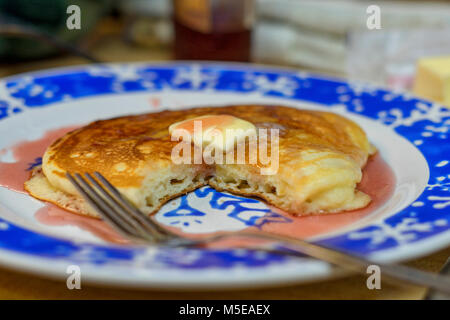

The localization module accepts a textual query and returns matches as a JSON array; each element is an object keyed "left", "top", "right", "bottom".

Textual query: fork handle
[{"left": 200, "top": 231, "right": 450, "bottom": 295}]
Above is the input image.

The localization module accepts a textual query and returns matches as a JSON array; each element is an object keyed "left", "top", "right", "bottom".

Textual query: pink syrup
[
  {"left": 0, "top": 125, "right": 395, "bottom": 247},
  {"left": 0, "top": 126, "right": 128, "bottom": 244},
  {"left": 258, "top": 153, "right": 395, "bottom": 238}
]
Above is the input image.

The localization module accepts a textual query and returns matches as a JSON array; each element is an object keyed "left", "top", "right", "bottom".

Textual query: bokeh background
[{"left": 1, "top": 0, "right": 449, "bottom": 100}]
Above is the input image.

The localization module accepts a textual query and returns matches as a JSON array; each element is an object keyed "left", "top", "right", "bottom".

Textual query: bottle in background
[{"left": 173, "top": 0, "right": 254, "bottom": 62}]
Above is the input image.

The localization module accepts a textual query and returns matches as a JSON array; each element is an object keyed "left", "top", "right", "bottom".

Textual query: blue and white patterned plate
[{"left": 0, "top": 62, "right": 449, "bottom": 289}]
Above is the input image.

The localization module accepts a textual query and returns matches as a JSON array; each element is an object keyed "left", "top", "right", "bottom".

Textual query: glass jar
[{"left": 172, "top": 0, "right": 255, "bottom": 61}]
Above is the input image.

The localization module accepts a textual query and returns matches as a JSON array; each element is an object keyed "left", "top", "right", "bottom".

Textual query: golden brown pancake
[{"left": 25, "top": 105, "right": 375, "bottom": 218}]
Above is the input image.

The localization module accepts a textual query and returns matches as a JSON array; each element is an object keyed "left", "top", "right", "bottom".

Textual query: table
[
  {"left": 0, "top": 247, "right": 448, "bottom": 299},
  {"left": 0, "top": 20, "right": 448, "bottom": 299}
]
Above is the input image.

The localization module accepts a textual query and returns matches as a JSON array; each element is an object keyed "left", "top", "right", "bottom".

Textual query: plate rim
[{"left": 0, "top": 61, "right": 448, "bottom": 288}]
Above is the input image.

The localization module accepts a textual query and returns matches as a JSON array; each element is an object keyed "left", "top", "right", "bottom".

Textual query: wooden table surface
[
  {"left": 0, "top": 22, "right": 448, "bottom": 299},
  {"left": 0, "top": 247, "right": 448, "bottom": 300}
]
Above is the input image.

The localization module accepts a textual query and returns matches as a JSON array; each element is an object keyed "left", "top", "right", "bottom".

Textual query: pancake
[{"left": 25, "top": 105, "right": 376, "bottom": 218}]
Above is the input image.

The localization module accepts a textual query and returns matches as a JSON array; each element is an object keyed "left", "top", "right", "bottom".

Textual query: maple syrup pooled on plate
[
  {"left": 0, "top": 125, "right": 395, "bottom": 246},
  {"left": 259, "top": 153, "right": 395, "bottom": 239},
  {"left": 0, "top": 126, "right": 79, "bottom": 193},
  {"left": 35, "top": 203, "right": 129, "bottom": 244}
]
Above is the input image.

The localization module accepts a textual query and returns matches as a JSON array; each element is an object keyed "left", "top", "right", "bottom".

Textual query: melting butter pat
[{"left": 169, "top": 115, "right": 257, "bottom": 152}]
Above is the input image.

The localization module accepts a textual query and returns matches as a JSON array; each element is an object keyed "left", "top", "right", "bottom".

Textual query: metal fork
[{"left": 67, "top": 172, "right": 450, "bottom": 295}]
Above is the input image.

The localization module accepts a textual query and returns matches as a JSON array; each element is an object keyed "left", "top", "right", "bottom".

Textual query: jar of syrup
[{"left": 172, "top": 0, "right": 255, "bottom": 62}]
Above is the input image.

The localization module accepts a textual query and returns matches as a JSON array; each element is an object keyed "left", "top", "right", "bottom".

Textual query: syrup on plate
[{"left": 0, "top": 125, "right": 395, "bottom": 246}]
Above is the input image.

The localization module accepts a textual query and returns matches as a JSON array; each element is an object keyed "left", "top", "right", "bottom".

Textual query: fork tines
[{"left": 66, "top": 172, "right": 176, "bottom": 242}]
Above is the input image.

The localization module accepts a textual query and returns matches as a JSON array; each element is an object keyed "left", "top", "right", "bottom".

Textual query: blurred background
[{"left": 0, "top": 0, "right": 449, "bottom": 106}]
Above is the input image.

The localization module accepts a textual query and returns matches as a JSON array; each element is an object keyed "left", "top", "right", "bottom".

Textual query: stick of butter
[
  {"left": 413, "top": 56, "right": 450, "bottom": 107},
  {"left": 169, "top": 115, "right": 257, "bottom": 152}
]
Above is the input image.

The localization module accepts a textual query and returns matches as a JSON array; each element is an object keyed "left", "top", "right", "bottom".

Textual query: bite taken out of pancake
[{"left": 25, "top": 105, "right": 376, "bottom": 218}]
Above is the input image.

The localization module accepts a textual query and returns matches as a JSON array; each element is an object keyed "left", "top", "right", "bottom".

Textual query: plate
[{"left": 0, "top": 62, "right": 448, "bottom": 289}]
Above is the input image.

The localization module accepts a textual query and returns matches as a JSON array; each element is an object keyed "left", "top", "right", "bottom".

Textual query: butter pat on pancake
[
  {"left": 169, "top": 115, "right": 257, "bottom": 153},
  {"left": 25, "top": 105, "right": 376, "bottom": 218}
]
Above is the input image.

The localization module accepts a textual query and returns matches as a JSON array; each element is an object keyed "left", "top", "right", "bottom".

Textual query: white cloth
[{"left": 253, "top": 0, "right": 450, "bottom": 85}]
